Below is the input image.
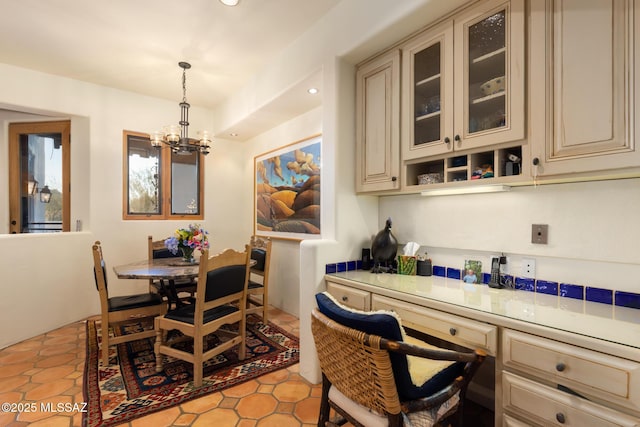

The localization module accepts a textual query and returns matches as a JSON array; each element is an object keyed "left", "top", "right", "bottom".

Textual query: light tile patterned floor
[{"left": 0, "top": 307, "right": 322, "bottom": 427}]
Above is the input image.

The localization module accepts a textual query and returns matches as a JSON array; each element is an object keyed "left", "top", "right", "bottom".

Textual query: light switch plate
[{"left": 531, "top": 224, "right": 548, "bottom": 244}]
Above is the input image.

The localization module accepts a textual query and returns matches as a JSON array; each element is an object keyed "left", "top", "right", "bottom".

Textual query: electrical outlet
[
  {"left": 522, "top": 258, "right": 536, "bottom": 278},
  {"left": 531, "top": 224, "right": 548, "bottom": 244}
]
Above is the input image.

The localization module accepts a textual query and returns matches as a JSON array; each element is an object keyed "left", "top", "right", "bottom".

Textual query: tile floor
[
  {"left": 0, "top": 307, "right": 322, "bottom": 427},
  {"left": 0, "top": 307, "right": 494, "bottom": 427}
]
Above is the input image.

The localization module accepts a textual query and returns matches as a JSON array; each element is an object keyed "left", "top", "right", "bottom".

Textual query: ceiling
[{"left": 0, "top": 0, "right": 341, "bottom": 126}]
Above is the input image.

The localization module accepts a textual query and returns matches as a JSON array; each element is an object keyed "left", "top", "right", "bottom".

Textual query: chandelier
[{"left": 151, "top": 61, "right": 211, "bottom": 155}]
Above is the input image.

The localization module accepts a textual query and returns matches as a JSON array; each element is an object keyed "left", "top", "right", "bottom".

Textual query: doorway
[{"left": 8, "top": 120, "right": 70, "bottom": 233}]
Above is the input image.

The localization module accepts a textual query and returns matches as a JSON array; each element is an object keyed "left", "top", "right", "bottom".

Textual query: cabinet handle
[
  {"left": 449, "top": 327, "right": 457, "bottom": 336},
  {"left": 11, "top": 220, "right": 16, "bottom": 225},
  {"left": 555, "top": 362, "right": 566, "bottom": 372},
  {"left": 341, "top": 296, "right": 348, "bottom": 302},
  {"left": 532, "top": 157, "right": 540, "bottom": 166},
  {"left": 556, "top": 413, "right": 566, "bottom": 424},
  {"left": 444, "top": 137, "right": 451, "bottom": 144},
  {"left": 454, "top": 134, "right": 461, "bottom": 142},
  {"left": 391, "top": 176, "right": 397, "bottom": 182}
]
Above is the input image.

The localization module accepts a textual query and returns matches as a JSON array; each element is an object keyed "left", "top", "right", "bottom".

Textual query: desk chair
[
  {"left": 312, "top": 293, "right": 486, "bottom": 427},
  {"left": 92, "top": 241, "right": 167, "bottom": 367},
  {"left": 154, "top": 246, "right": 251, "bottom": 387},
  {"left": 246, "top": 235, "right": 272, "bottom": 322},
  {"left": 148, "top": 235, "right": 197, "bottom": 308}
]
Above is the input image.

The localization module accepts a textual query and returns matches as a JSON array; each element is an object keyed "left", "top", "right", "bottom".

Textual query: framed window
[
  {"left": 8, "top": 121, "right": 71, "bottom": 233},
  {"left": 123, "top": 130, "right": 204, "bottom": 220}
]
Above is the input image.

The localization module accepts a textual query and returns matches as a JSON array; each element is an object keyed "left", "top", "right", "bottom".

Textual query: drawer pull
[
  {"left": 449, "top": 328, "right": 457, "bottom": 336},
  {"left": 556, "top": 412, "right": 565, "bottom": 424},
  {"left": 555, "top": 362, "right": 566, "bottom": 372},
  {"left": 341, "top": 296, "right": 348, "bottom": 302}
]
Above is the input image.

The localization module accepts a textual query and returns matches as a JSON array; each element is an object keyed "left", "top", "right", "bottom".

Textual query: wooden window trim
[{"left": 122, "top": 130, "right": 205, "bottom": 221}]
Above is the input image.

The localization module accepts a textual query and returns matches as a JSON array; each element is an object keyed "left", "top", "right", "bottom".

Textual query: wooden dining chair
[
  {"left": 246, "top": 235, "right": 272, "bottom": 322},
  {"left": 148, "top": 235, "right": 197, "bottom": 308},
  {"left": 154, "top": 246, "right": 251, "bottom": 387},
  {"left": 92, "top": 241, "right": 167, "bottom": 366},
  {"left": 312, "top": 293, "right": 486, "bottom": 427}
]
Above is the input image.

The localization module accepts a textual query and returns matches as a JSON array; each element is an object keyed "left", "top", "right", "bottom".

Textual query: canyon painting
[{"left": 254, "top": 135, "right": 321, "bottom": 238}]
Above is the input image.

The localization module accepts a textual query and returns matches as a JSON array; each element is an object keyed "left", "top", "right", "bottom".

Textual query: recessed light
[
  {"left": 219, "top": 0, "right": 239, "bottom": 6},
  {"left": 307, "top": 87, "right": 319, "bottom": 95}
]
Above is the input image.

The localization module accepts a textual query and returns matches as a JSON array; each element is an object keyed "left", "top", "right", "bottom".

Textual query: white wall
[
  {"left": 0, "top": 63, "right": 249, "bottom": 349},
  {"left": 379, "top": 179, "right": 640, "bottom": 292}
]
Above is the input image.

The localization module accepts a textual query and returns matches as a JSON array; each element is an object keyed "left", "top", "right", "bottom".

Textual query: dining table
[{"left": 113, "top": 257, "right": 256, "bottom": 309}]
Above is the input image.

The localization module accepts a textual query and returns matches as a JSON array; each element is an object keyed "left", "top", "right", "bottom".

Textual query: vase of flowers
[{"left": 164, "top": 223, "right": 210, "bottom": 263}]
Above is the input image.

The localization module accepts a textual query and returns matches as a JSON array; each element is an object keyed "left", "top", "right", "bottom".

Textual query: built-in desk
[{"left": 325, "top": 271, "right": 640, "bottom": 426}]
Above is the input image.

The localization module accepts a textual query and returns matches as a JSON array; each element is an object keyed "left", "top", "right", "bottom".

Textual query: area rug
[{"left": 82, "top": 315, "right": 300, "bottom": 427}]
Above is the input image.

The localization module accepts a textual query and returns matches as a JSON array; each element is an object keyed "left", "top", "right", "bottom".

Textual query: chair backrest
[
  {"left": 311, "top": 307, "right": 403, "bottom": 416},
  {"left": 194, "top": 247, "right": 251, "bottom": 317},
  {"left": 148, "top": 235, "right": 176, "bottom": 260},
  {"left": 312, "top": 307, "right": 485, "bottom": 422},
  {"left": 91, "top": 241, "right": 110, "bottom": 312},
  {"left": 250, "top": 235, "right": 272, "bottom": 275}
]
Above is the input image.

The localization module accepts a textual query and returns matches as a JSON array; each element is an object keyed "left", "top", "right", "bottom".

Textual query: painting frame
[{"left": 254, "top": 134, "right": 322, "bottom": 240}]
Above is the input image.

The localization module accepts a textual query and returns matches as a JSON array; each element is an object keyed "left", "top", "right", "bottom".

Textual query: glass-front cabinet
[{"left": 402, "top": 0, "right": 525, "bottom": 161}]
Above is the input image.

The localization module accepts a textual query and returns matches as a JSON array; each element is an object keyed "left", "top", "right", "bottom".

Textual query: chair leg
[
  {"left": 193, "top": 336, "right": 204, "bottom": 387},
  {"left": 318, "top": 374, "right": 331, "bottom": 427},
  {"left": 238, "top": 313, "right": 247, "bottom": 360},
  {"left": 101, "top": 317, "right": 110, "bottom": 366},
  {"left": 154, "top": 318, "right": 164, "bottom": 373},
  {"left": 262, "top": 293, "right": 268, "bottom": 323}
]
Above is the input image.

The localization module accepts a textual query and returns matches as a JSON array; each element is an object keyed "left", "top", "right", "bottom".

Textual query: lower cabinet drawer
[
  {"left": 371, "top": 294, "right": 497, "bottom": 355},
  {"left": 503, "top": 371, "right": 639, "bottom": 427},
  {"left": 503, "top": 329, "right": 640, "bottom": 411},
  {"left": 325, "top": 281, "right": 371, "bottom": 311}
]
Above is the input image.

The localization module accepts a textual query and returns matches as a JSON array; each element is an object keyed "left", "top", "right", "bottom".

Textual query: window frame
[
  {"left": 8, "top": 120, "right": 71, "bottom": 233},
  {"left": 122, "top": 130, "right": 205, "bottom": 221}
]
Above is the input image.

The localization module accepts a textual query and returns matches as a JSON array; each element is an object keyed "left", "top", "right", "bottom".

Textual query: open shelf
[{"left": 405, "top": 145, "right": 523, "bottom": 189}]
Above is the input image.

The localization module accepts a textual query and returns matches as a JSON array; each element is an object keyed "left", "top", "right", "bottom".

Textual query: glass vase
[{"left": 180, "top": 247, "right": 195, "bottom": 263}]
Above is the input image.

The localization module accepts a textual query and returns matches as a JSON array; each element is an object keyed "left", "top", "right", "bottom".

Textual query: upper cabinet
[
  {"left": 355, "top": 49, "right": 401, "bottom": 192},
  {"left": 355, "top": 0, "right": 640, "bottom": 194},
  {"left": 530, "top": 0, "right": 640, "bottom": 176},
  {"left": 403, "top": 0, "right": 525, "bottom": 161}
]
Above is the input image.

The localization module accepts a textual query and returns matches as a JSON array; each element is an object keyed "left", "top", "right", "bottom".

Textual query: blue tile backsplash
[
  {"left": 615, "top": 291, "right": 640, "bottom": 309},
  {"left": 535, "top": 280, "right": 558, "bottom": 296},
  {"left": 324, "top": 260, "right": 640, "bottom": 310},
  {"left": 560, "top": 283, "right": 584, "bottom": 300},
  {"left": 446, "top": 268, "right": 461, "bottom": 280},
  {"left": 586, "top": 287, "right": 613, "bottom": 305}
]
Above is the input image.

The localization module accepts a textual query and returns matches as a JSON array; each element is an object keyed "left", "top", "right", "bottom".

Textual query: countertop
[{"left": 326, "top": 271, "right": 640, "bottom": 352}]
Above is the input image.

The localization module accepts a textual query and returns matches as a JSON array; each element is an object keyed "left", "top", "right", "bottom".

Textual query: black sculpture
[{"left": 371, "top": 218, "right": 398, "bottom": 273}]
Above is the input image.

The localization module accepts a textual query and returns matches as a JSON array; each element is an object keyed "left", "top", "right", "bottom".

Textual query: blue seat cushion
[{"left": 315, "top": 292, "right": 465, "bottom": 401}]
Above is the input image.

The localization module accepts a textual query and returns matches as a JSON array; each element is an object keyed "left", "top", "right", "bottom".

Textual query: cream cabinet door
[
  {"left": 355, "top": 49, "right": 401, "bottom": 192},
  {"left": 402, "top": 20, "right": 455, "bottom": 160},
  {"left": 402, "top": 0, "right": 525, "bottom": 160},
  {"left": 530, "top": 0, "right": 639, "bottom": 176},
  {"left": 454, "top": 0, "right": 526, "bottom": 150}
]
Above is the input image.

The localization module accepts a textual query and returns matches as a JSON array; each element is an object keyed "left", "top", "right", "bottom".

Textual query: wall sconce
[
  {"left": 40, "top": 185, "right": 52, "bottom": 203},
  {"left": 27, "top": 179, "right": 38, "bottom": 196}
]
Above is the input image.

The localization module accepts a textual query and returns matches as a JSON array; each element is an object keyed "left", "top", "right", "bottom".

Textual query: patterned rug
[{"left": 82, "top": 315, "right": 300, "bottom": 427}]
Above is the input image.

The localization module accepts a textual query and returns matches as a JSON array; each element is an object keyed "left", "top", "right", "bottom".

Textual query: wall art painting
[{"left": 254, "top": 134, "right": 321, "bottom": 239}]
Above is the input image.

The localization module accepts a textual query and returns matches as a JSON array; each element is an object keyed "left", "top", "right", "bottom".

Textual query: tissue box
[{"left": 397, "top": 256, "right": 417, "bottom": 275}]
